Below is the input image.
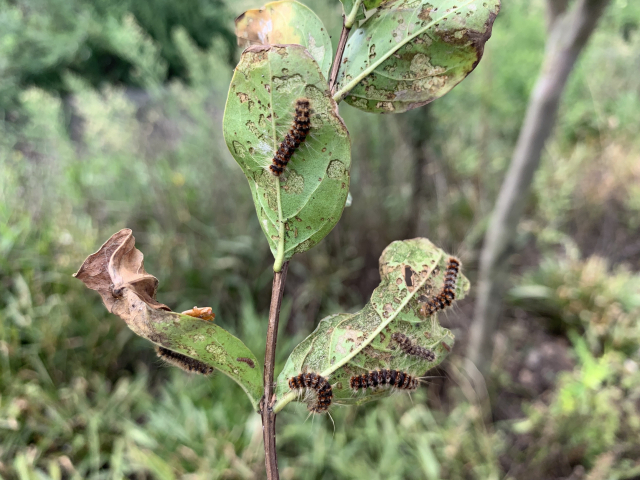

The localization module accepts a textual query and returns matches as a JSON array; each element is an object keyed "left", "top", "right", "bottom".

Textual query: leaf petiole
[
  {"left": 273, "top": 177, "right": 286, "bottom": 272},
  {"left": 345, "top": 0, "right": 363, "bottom": 29}
]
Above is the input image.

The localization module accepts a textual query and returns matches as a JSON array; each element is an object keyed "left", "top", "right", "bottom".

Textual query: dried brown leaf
[
  {"left": 73, "top": 228, "right": 170, "bottom": 315},
  {"left": 73, "top": 229, "right": 263, "bottom": 408}
]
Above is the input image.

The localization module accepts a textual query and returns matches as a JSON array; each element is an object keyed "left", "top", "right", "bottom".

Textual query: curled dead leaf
[
  {"left": 73, "top": 228, "right": 170, "bottom": 315},
  {"left": 73, "top": 229, "right": 264, "bottom": 409}
]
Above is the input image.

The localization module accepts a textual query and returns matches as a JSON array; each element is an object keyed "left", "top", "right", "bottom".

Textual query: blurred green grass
[{"left": 2, "top": 0, "right": 640, "bottom": 478}]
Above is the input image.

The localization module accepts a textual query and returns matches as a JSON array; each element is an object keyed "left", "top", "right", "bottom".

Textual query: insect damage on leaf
[
  {"left": 223, "top": 44, "right": 351, "bottom": 262},
  {"left": 74, "top": 229, "right": 264, "bottom": 410},
  {"left": 335, "top": 0, "right": 501, "bottom": 112},
  {"left": 276, "top": 238, "right": 469, "bottom": 408}
]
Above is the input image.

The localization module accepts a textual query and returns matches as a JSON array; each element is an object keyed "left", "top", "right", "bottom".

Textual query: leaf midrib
[
  {"left": 320, "top": 249, "right": 445, "bottom": 379},
  {"left": 333, "top": 0, "right": 478, "bottom": 102}
]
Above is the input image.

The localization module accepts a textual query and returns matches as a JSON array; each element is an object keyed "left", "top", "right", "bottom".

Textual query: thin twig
[
  {"left": 329, "top": 0, "right": 363, "bottom": 95},
  {"left": 261, "top": 261, "right": 289, "bottom": 480},
  {"left": 329, "top": 16, "right": 351, "bottom": 95}
]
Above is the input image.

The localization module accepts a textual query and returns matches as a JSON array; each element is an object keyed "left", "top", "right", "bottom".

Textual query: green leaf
[
  {"left": 334, "top": 0, "right": 501, "bottom": 112},
  {"left": 150, "top": 314, "right": 263, "bottom": 411},
  {"left": 235, "top": 1, "right": 333, "bottom": 78},
  {"left": 223, "top": 45, "right": 351, "bottom": 268},
  {"left": 275, "top": 238, "right": 469, "bottom": 408},
  {"left": 74, "top": 229, "right": 263, "bottom": 411},
  {"left": 362, "top": 0, "right": 390, "bottom": 9},
  {"left": 340, "top": 0, "right": 387, "bottom": 17},
  {"left": 339, "top": 0, "right": 366, "bottom": 25}
]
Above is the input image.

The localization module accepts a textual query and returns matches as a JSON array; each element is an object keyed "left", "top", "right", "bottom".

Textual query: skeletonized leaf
[
  {"left": 275, "top": 238, "right": 469, "bottom": 406},
  {"left": 74, "top": 229, "right": 263, "bottom": 410},
  {"left": 223, "top": 45, "right": 351, "bottom": 263},
  {"left": 235, "top": 1, "right": 333, "bottom": 78},
  {"left": 334, "top": 0, "right": 500, "bottom": 113}
]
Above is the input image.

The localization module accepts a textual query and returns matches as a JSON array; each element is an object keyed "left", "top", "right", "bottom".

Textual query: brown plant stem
[
  {"left": 261, "top": 261, "right": 289, "bottom": 480},
  {"left": 329, "top": 17, "right": 351, "bottom": 95}
]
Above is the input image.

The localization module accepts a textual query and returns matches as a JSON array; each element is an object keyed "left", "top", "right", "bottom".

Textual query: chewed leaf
[
  {"left": 74, "top": 229, "right": 263, "bottom": 411},
  {"left": 275, "top": 238, "right": 469, "bottom": 406},
  {"left": 235, "top": 1, "right": 333, "bottom": 78},
  {"left": 223, "top": 45, "right": 351, "bottom": 264},
  {"left": 334, "top": 0, "right": 500, "bottom": 113}
]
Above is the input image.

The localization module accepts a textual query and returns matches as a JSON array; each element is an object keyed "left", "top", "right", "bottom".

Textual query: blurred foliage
[
  {"left": 1, "top": 0, "right": 640, "bottom": 477},
  {"left": 508, "top": 336, "right": 640, "bottom": 480},
  {"left": 0, "top": 0, "right": 234, "bottom": 125},
  {"left": 510, "top": 246, "right": 640, "bottom": 355}
]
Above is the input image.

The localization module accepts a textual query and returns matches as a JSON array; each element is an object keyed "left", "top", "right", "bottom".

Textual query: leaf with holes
[
  {"left": 334, "top": 0, "right": 500, "bottom": 113},
  {"left": 73, "top": 229, "right": 263, "bottom": 411},
  {"left": 275, "top": 238, "right": 469, "bottom": 408},
  {"left": 235, "top": 1, "right": 333, "bottom": 78},
  {"left": 223, "top": 44, "right": 351, "bottom": 266}
]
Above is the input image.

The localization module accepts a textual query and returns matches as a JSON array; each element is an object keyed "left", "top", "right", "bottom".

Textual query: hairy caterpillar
[
  {"left": 288, "top": 372, "right": 333, "bottom": 413},
  {"left": 349, "top": 369, "right": 418, "bottom": 392},
  {"left": 156, "top": 346, "right": 214, "bottom": 375},
  {"left": 391, "top": 332, "right": 436, "bottom": 361},
  {"left": 269, "top": 98, "right": 311, "bottom": 176},
  {"left": 420, "top": 257, "right": 460, "bottom": 317}
]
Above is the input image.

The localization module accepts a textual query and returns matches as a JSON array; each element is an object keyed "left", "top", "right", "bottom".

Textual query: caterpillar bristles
[
  {"left": 349, "top": 369, "right": 419, "bottom": 393},
  {"left": 269, "top": 98, "right": 311, "bottom": 176},
  {"left": 156, "top": 346, "right": 214, "bottom": 375},
  {"left": 288, "top": 372, "right": 333, "bottom": 414},
  {"left": 420, "top": 256, "right": 460, "bottom": 317},
  {"left": 391, "top": 332, "right": 436, "bottom": 361}
]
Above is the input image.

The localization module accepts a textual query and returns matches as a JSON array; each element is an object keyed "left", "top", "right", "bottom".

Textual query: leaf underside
[
  {"left": 223, "top": 44, "right": 351, "bottom": 261},
  {"left": 276, "top": 238, "right": 470, "bottom": 406},
  {"left": 74, "top": 229, "right": 263, "bottom": 411},
  {"left": 235, "top": 0, "right": 333, "bottom": 79},
  {"left": 336, "top": 0, "right": 501, "bottom": 113}
]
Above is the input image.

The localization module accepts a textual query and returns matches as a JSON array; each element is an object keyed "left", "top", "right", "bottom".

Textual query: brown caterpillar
[
  {"left": 156, "top": 346, "right": 214, "bottom": 375},
  {"left": 420, "top": 256, "right": 460, "bottom": 317},
  {"left": 391, "top": 332, "right": 436, "bottom": 361},
  {"left": 288, "top": 372, "right": 333, "bottom": 413},
  {"left": 349, "top": 369, "right": 418, "bottom": 392},
  {"left": 270, "top": 98, "right": 311, "bottom": 176}
]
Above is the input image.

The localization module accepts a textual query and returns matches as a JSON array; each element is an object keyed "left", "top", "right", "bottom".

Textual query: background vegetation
[{"left": 1, "top": 0, "right": 640, "bottom": 478}]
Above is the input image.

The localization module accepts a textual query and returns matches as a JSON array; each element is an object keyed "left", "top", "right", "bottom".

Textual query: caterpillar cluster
[
  {"left": 156, "top": 346, "right": 214, "bottom": 375},
  {"left": 349, "top": 369, "right": 418, "bottom": 392},
  {"left": 288, "top": 372, "right": 333, "bottom": 413},
  {"left": 270, "top": 98, "right": 311, "bottom": 176},
  {"left": 420, "top": 256, "right": 460, "bottom": 317},
  {"left": 391, "top": 332, "right": 436, "bottom": 361}
]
